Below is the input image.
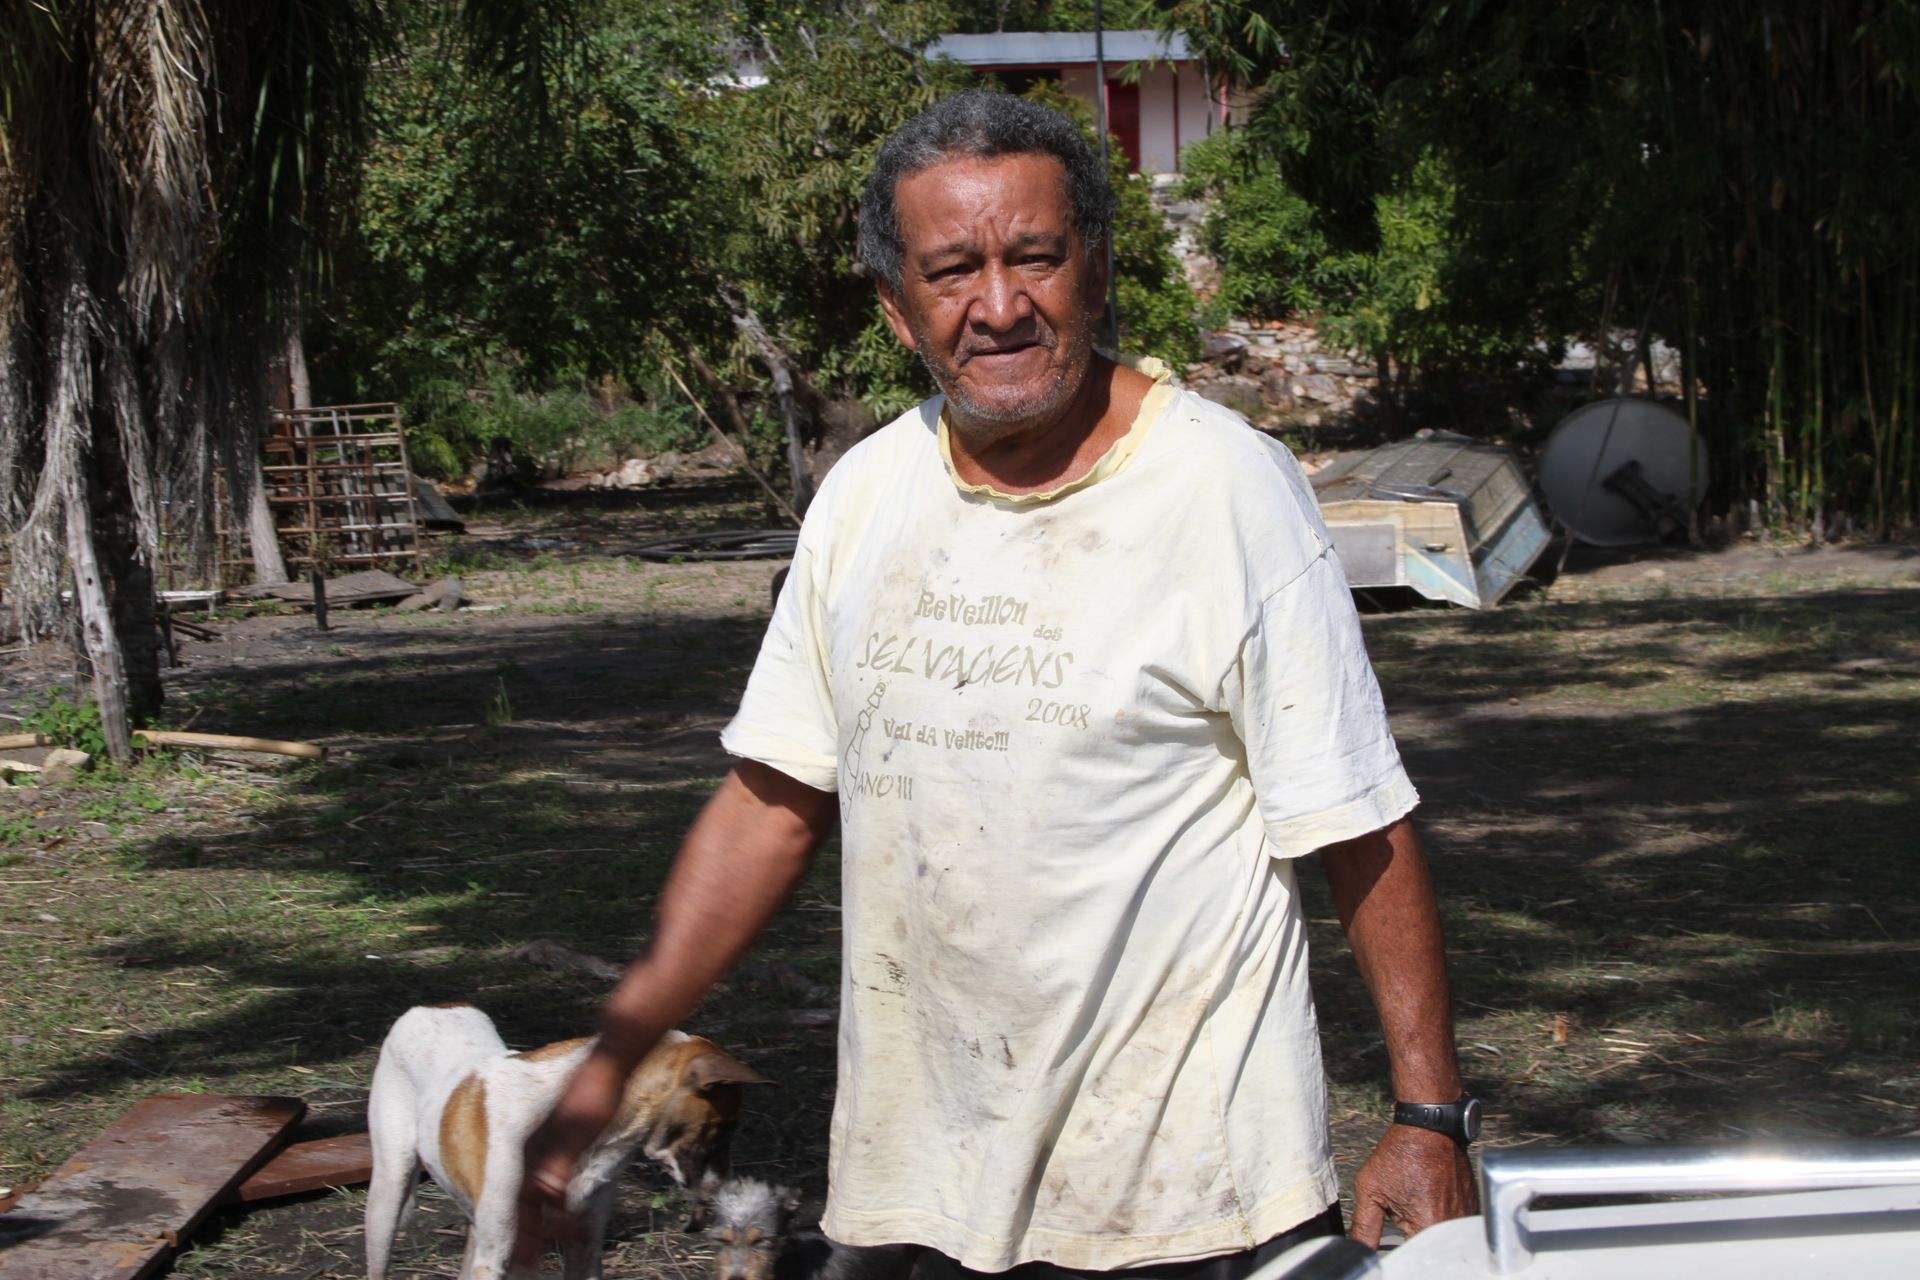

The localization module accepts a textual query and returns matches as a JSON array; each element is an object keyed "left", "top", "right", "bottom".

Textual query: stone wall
[{"left": 1182, "top": 319, "right": 1378, "bottom": 430}]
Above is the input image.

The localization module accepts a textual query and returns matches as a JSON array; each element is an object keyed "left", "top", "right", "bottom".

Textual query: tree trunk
[
  {"left": 92, "top": 410, "right": 163, "bottom": 736},
  {"left": 64, "top": 477, "right": 138, "bottom": 763},
  {"left": 1375, "top": 350, "right": 1409, "bottom": 437},
  {"left": 240, "top": 306, "right": 304, "bottom": 587},
  {"left": 286, "top": 304, "right": 312, "bottom": 410},
  {"left": 719, "top": 283, "right": 817, "bottom": 515},
  {"left": 245, "top": 447, "right": 289, "bottom": 585}
]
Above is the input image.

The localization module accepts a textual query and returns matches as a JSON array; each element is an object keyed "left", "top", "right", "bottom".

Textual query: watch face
[{"left": 1460, "top": 1096, "right": 1483, "bottom": 1141}]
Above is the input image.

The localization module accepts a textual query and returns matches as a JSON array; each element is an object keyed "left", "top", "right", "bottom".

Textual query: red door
[{"left": 1105, "top": 80, "right": 1141, "bottom": 173}]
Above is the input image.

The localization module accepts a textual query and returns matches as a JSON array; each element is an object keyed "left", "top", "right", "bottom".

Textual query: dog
[
  {"left": 366, "top": 1003, "right": 769, "bottom": 1280},
  {"left": 706, "top": 1178, "right": 801, "bottom": 1280},
  {"left": 704, "top": 1176, "right": 916, "bottom": 1280}
]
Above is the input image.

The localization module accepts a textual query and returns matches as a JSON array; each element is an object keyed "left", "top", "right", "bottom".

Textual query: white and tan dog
[{"left": 366, "top": 1003, "right": 769, "bottom": 1280}]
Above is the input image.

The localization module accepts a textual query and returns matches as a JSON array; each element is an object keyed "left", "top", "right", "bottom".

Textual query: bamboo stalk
[{"left": 131, "top": 730, "right": 326, "bottom": 760}]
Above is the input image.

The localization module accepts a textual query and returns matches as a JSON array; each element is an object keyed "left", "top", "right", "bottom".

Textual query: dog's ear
[
  {"left": 779, "top": 1184, "right": 803, "bottom": 1217},
  {"left": 686, "top": 1048, "right": 774, "bottom": 1093}
]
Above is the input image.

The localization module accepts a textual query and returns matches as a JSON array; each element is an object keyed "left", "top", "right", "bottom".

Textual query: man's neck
[{"left": 945, "top": 357, "right": 1154, "bottom": 495}]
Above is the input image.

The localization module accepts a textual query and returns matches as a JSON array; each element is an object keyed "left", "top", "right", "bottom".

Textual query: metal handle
[{"left": 1481, "top": 1139, "right": 1920, "bottom": 1274}]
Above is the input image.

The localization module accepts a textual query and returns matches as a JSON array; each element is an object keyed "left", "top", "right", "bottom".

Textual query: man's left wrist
[{"left": 1391, "top": 1093, "right": 1482, "bottom": 1145}]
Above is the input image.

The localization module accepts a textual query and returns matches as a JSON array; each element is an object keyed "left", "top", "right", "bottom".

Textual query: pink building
[{"left": 926, "top": 31, "right": 1233, "bottom": 176}]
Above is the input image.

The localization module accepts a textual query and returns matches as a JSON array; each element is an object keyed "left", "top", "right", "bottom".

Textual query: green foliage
[
  {"left": 697, "top": 3, "right": 975, "bottom": 420},
  {"left": 311, "top": 2, "right": 718, "bottom": 406},
  {"left": 947, "top": 0, "right": 1162, "bottom": 34},
  {"left": 1178, "top": 126, "right": 1545, "bottom": 422},
  {"left": 312, "top": 1, "right": 1197, "bottom": 479},
  {"left": 604, "top": 399, "right": 706, "bottom": 458},
  {"left": 1177, "top": 131, "right": 1346, "bottom": 321},
  {"left": 403, "top": 371, "right": 706, "bottom": 477},
  {"left": 405, "top": 430, "right": 463, "bottom": 480},
  {"left": 20, "top": 687, "right": 109, "bottom": 758},
  {"left": 1166, "top": 0, "right": 1920, "bottom": 528}
]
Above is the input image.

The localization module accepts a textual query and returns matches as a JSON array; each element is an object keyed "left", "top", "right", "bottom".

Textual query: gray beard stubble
[{"left": 911, "top": 314, "right": 1095, "bottom": 447}]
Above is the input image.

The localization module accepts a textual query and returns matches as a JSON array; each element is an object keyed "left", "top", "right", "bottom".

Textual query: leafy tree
[
  {"left": 694, "top": 0, "right": 975, "bottom": 483},
  {"left": 316, "top": 0, "right": 1199, "bottom": 502},
  {"left": 1165, "top": 1, "right": 1920, "bottom": 530},
  {"left": 952, "top": 0, "right": 1164, "bottom": 33},
  {"left": 311, "top": 2, "right": 721, "bottom": 439},
  {"left": 1178, "top": 131, "right": 1540, "bottom": 427}
]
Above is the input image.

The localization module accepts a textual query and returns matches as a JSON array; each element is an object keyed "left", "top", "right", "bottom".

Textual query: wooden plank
[
  {"left": 232, "top": 1133, "right": 373, "bottom": 1203},
  {"left": 257, "top": 569, "right": 417, "bottom": 606},
  {"left": 0, "top": 1094, "right": 303, "bottom": 1280}
]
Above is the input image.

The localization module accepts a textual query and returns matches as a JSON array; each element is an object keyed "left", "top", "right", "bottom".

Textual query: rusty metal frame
[{"left": 262, "top": 403, "right": 424, "bottom": 575}]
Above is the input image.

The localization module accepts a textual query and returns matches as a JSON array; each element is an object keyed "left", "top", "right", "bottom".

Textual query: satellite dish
[{"left": 1539, "top": 398, "right": 1709, "bottom": 546}]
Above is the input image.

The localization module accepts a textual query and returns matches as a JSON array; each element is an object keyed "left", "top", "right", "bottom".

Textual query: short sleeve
[
  {"left": 1224, "top": 549, "right": 1418, "bottom": 858},
  {"left": 720, "top": 531, "right": 839, "bottom": 792}
]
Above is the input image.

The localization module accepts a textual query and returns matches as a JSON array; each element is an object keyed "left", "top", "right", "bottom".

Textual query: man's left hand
[{"left": 1348, "top": 1124, "right": 1478, "bottom": 1247}]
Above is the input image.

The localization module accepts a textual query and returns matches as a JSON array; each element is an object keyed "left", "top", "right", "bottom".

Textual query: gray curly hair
[{"left": 857, "top": 90, "right": 1115, "bottom": 290}]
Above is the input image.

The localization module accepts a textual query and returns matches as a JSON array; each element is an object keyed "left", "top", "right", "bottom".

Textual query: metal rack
[{"left": 263, "top": 403, "right": 423, "bottom": 574}]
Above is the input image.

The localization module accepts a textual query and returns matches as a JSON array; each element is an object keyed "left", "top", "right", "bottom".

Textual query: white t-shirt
[{"left": 721, "top": 373, "right": 1418, "bottom": 1271}]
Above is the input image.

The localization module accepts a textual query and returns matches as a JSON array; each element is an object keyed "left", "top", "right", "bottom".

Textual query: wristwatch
[{"left": 1392, "top": 1094, "right": 1483, "bottom": 1145}]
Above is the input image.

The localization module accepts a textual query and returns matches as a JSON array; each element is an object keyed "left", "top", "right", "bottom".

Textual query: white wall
[
  {"left": 1174, "top": 63, "right": 1224, "bottom": 163},
  {"left": 1138, "top": 64, "right": 1176, "bottom": 174},
  {"left": 1048, "top": 62, "right": 1221, "bottom": 176}
]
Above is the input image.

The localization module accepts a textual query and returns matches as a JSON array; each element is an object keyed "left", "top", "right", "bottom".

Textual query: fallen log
[
  {"left": 132, "top": 730, "right": 326, "bottom": 760},
  {"left": 0, "top": 733, "right": 49, "bottom": 751}
]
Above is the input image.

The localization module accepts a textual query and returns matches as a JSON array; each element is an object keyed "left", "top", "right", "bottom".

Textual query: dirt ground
[{"left": 2, "top": 476, "right": 1917, "bottom": 1277}]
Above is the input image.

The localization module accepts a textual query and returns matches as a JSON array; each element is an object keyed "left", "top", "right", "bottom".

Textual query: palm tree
[{"left": 1, "top": 2, "right": 605, "bottom": 759}]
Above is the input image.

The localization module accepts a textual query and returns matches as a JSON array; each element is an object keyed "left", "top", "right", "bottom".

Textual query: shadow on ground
[{"left": 7, "top": 577, "right": 1917, "bottom": 1275}]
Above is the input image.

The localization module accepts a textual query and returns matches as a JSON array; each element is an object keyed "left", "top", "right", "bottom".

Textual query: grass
[{"left": 2, "top": 499, "right": 1917, "bottom": 1273}]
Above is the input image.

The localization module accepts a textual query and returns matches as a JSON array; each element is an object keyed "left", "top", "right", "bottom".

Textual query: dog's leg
[
  {"left": 559, "top": 1180, "right": 620, "bottom": 1280},
  {"left": 364, "top": 1149, "right": 422, "bottom": 1280},
  {"left": 461, "top": 1181, "right": 523, "bottom": 1280},
  {"left": 366, "top": 1053, "right": 423, "bottom": 1280}
]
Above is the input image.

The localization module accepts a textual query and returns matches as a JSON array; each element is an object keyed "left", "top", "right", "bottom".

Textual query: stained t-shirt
[{"left": 720, "top": 372, "right": 1418, "bottom": 1270}]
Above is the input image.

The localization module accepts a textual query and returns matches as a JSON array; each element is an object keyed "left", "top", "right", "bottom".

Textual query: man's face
[{"left": 877, "top": 152, "right": 1105, "bottom": 445}]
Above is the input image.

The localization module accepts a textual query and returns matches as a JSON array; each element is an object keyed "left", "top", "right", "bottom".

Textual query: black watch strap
[{"left": 1392, "top": 1095, "right": 1482, "bottom": 1144}]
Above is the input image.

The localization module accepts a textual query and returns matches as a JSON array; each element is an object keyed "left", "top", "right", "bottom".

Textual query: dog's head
[
  {"left": 705, "top": 1178, "right": 801, "bottom": 1280},
  {"left": 616, "top": 1034, "right": 771, "bottom": 1198}
]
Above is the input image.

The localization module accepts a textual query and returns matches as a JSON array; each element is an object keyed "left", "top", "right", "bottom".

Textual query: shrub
[{"left": 21, "top": 687, "right": 109, "bottom": 757}]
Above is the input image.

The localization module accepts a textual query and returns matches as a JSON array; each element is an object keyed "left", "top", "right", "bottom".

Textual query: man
[{"left": 517, "top": 91, "right": 1477, "bottom": 1276}]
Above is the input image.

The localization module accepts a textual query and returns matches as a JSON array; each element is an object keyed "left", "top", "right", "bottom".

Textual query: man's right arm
[{"left": 514, "top": 759, "right": 836, "bottom": 1259}]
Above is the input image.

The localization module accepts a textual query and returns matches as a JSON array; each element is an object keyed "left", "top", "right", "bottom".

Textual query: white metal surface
[
  {"left": 1537, "top": 399, "right": 1709, "bottom": 546},
  {"left": 1252, "top": 1141, "right": 1920, "bottom": 1280},
  {"left": 1479, "top": 1140, "right": 1920, "bottom": 1273}
]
